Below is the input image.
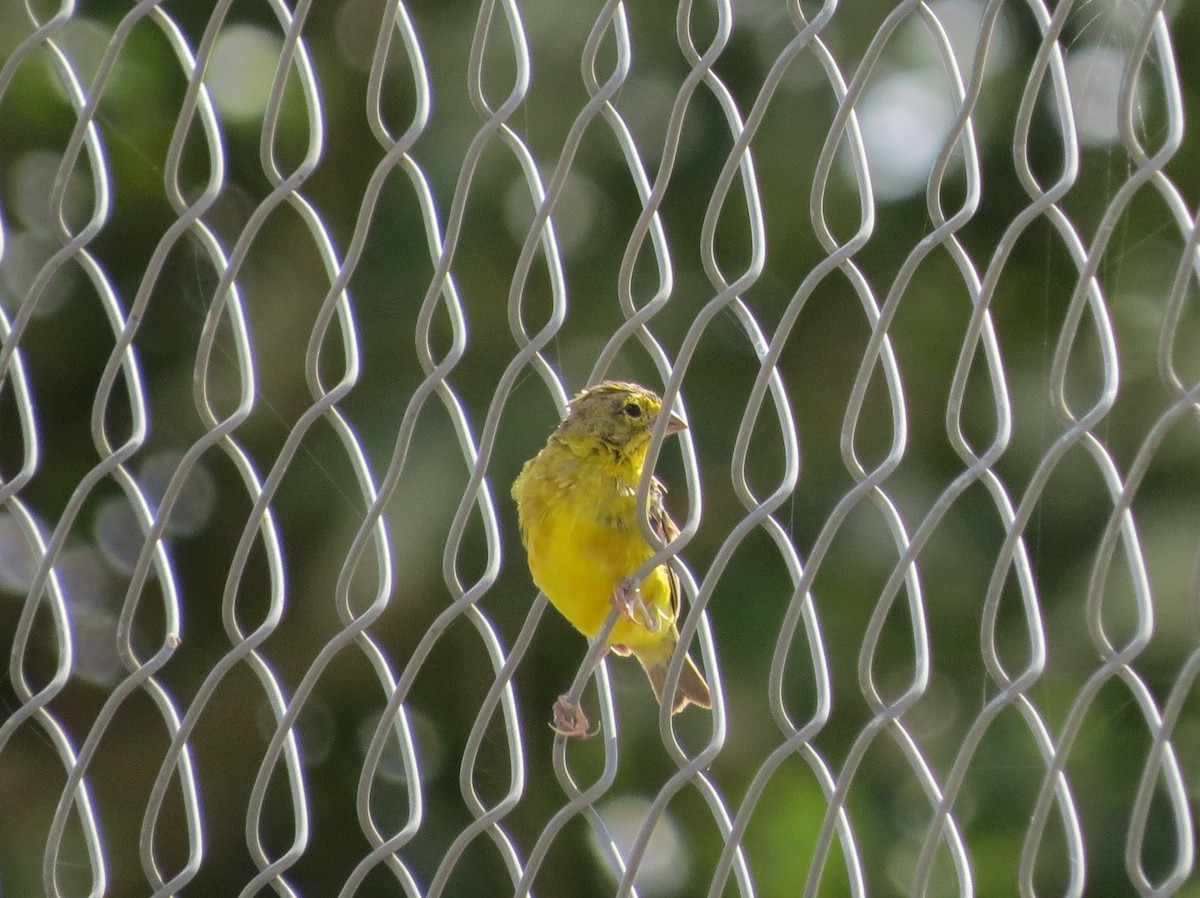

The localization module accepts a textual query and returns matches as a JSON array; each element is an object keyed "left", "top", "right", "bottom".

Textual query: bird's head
[{"left": 557, "top": 381, "right": 686, "bottom": 458}]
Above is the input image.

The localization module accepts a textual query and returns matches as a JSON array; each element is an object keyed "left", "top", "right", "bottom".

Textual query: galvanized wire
[{"left": 1, "top": 0, "right": 1199, "bottom": 896}]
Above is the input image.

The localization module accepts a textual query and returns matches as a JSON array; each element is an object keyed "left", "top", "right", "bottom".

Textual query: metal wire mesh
[{"left": 2, "top": 0, "right": 1199, "bottom": 895}]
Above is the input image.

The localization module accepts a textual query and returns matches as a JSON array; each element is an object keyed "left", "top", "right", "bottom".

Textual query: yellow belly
[{"left": 523, "top": 489, "right": 673, "bottom": 650}]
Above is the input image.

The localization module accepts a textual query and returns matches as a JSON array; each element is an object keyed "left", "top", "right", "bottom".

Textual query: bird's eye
[{"left": 623, "top": 402, "right": 642, "bottom": 418}]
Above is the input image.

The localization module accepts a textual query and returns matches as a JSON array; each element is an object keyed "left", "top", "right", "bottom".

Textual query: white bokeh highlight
[
  {"left": 208, "top": 25, "right": 284, "bottom": 121},
  {"left": 0, "top": 510, "right": 39, "bottom": 594},
  {"left": 589, "top": 796, "right": 689, "bottom": 896},
  {"left": 1067, "top": 44, "right": 1129, "bottom": 147},
  {"left": 853, "top": 72, "right": 957, "bottom": 201},
  {"left": 58, "top": 546, "right": 124, "bottom": 687}
]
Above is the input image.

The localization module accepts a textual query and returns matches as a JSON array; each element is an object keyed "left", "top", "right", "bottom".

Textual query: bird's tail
[{"left": 637, "top": 635, "right": 712, "bottom": 713}]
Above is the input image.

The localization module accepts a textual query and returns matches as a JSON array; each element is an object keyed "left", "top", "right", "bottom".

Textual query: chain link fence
[{"left": 2, "top": 0, "right": 1199, "bottom": 895}]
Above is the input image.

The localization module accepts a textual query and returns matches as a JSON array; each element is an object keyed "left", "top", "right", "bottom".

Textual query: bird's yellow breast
[{"left": 513, "top": 443, "right": 674, "bottom": 649}]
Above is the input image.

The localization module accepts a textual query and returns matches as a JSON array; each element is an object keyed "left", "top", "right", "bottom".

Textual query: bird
[{"left": 511, "top": 380, "right": 711, "bottom": 735}]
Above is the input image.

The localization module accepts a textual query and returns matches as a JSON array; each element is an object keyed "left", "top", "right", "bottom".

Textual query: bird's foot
[
  {"left": 613, "top": 576, "right": 661, "bottom": 632},
  {"left": 550, "top": 695, "right": 597, "bottom": 738}
]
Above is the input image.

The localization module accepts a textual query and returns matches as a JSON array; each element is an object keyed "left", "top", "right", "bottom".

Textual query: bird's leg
[
  {"left": 612, "top": 576, "right": 661, "bottom": 633},
  {"left": 550, "top": 645, "right": 610, "bottom": 738},
  {"left": 550, "top": 694, "right": 596, "bottom": 738}
]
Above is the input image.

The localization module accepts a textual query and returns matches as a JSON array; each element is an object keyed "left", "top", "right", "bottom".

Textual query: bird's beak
[{"left": 664, "top": 412, "right": 687, "bottom": 435}]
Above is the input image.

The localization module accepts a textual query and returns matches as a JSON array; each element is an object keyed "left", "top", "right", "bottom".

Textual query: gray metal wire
[{"left": 1, "top": 0, "right": 1199, "bottom": 895}]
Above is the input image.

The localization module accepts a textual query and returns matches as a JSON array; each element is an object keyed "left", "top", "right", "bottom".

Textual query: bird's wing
[{"left": 648, "top": 476, "right": 681, "bottom": 622}]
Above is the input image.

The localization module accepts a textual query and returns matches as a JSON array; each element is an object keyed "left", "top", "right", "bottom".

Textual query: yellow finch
[{"left": 512, "top": 381, "right": 711, "bottom": 733}]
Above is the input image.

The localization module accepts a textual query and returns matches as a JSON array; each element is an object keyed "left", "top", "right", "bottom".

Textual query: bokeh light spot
[
  {"left": 852, "top": 72, "right": 956, "bottom": 201},
  {"left": 59, "top": 547, "right": 124, "bottom": 687},
  {"left": 256, "top": 695, "right": 336, "bottom": 767},
  {"left": 357, "top": 707, "right": 443, "bottom": 785},
  {"left": 504, "top": 171, "right": 605, "bottom": 260},
  {"left": 95, "top": 496, "right": 145, "bottom": 576},
  {"left": 923, "top": 0, "right": 1015, "bottom": 76},
  {"left": 0, "top": 230, "right": 75, "bottom": 316},
  {"left": 8, "top": 149, "right": 91, "bottom": 235},
  {"left": 1067, "top": 44, "right": 1128, "bottom": 147},
  {"left": 139, "top": 453, "right": 218, "bottom": 537},
  {"left": 0, "top": 511, "right": 39, "bottom": 593},
  {"left": 589, "top": 796, "right": 689, "bottom": 895},
  {"left": 69, "top": 605, "right": 123, "bottom": 687},
  {"left": 208, "top": 25, "right": 283, "bottom": 121},
  {"left": 47, "top": 18, "right": 110, "bottom": 103}
]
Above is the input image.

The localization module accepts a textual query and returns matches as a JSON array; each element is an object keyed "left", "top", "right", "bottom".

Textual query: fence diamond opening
[{"left": 2, "top": 0, "right": 1199, "bottom": 896}]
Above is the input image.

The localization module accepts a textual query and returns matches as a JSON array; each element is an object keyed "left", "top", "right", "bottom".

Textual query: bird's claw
[
  {"left": 612, "top": 576, "right": 663, "bottom": 633},
  {"left": 550, "top": 695, "right": 597, "bottom": 738}
]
